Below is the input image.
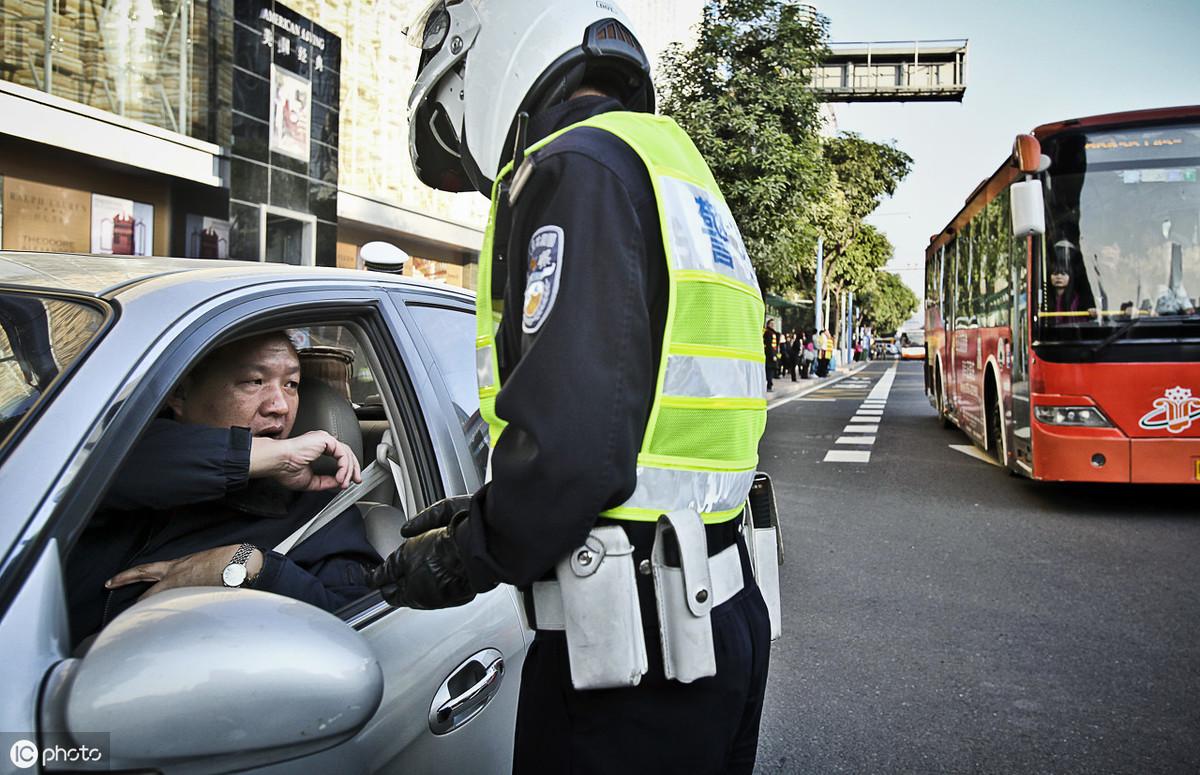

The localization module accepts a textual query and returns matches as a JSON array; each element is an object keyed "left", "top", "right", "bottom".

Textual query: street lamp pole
[{"left": 814, "top": 236, "right": 824, "bottom": 333}]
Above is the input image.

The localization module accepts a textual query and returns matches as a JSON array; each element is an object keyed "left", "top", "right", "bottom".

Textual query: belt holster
[
  {"left": 533, "top": 525, "right": 647, "bottom": 690},
  {"left": 746, "top": 472, "right": 784, "bottom": 640},
  {"left": 651, "top": 509, "right": 718, "bottom": 683}
]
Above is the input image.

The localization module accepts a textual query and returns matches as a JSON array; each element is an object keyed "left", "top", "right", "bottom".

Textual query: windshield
[
  {"left": 0, "top": 293, "right": 105, "bottom": 449},
  {"left": 1039, "top": 121, "right": 1200, "bottom": 341}
]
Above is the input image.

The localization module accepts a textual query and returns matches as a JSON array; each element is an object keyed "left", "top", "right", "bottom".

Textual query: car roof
[{"left": 0, "top": 252, "right": 473, "bottom": 301}]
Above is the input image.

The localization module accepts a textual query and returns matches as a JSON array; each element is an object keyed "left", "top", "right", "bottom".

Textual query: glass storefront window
[{"left": 1, "top": 0, "right": 215, "bottom": 140}]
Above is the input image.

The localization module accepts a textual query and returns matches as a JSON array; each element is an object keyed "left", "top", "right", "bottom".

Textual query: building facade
[{"left": 0, "top": 0, "right": 704, "bottom": 288}]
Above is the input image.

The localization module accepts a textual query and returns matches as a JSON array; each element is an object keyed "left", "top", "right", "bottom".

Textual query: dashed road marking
[
  {"left": 824, "top": 450, "right": 872, "bottom": 463},
  {"left": 812, "top": 364, "right": 897, "bottom": 464}
]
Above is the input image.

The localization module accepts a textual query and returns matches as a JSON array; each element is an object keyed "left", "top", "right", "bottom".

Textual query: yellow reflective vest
[{"left": 476, "top": 111, "right": 766, "bottom": 524}]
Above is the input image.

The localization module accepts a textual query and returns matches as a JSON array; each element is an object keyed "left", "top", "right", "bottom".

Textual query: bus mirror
[
  {"left": 1011, "top": 179, "right": 1045, "bottom": 237},
  {"left": 1013, "top": 134, "right": 1041, "bottom": 174}
]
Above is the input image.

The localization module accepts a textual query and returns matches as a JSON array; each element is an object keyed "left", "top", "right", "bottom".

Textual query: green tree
[
  {"left": 858, "top": 271, "right": 919, "bottom": 335},
  {"left": 658, "top": 0, "right": 828, "bottom": 291},
  {"left": 818, "top": 133, "right": 913, "bottom": 296},
  {"left": 657, "top": 0, "right": 915, "bottom": 332}
]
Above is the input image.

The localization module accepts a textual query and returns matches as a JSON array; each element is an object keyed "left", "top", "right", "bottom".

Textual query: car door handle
[{"left": 429, "top": 648, "right": 505, "bottom": 735}]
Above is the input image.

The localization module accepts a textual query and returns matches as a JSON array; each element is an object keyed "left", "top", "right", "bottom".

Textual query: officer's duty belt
[{"left": 529, "top": 540, "right": 744, "bottom": 631}]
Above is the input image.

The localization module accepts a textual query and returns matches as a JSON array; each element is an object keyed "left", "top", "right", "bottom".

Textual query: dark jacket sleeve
[
  {"left": 103, "top": 419, "right": 251, "bottom": 512},
  {"left": 253, "top": 505, "right": 382, "bottom": 613},
  {"left": 455, "top": 146, "right": 658, "bottom": 589}
]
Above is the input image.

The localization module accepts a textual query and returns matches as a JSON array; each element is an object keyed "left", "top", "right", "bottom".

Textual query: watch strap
[{"left": 229, "top": 542, "right": 255, "bottom": 567}]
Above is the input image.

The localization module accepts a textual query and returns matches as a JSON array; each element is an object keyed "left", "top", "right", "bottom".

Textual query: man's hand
[
  {"left": 250, "top": 431, "right": 362, "bottom": 491},
  {"left": 106, "top": 544, "right": 264, "bottom": 601},
  {"left": 368, "top": 512, "right": 476, "bottom": 610}
]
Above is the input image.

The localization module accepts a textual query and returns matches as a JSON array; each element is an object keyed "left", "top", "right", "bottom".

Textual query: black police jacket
[{"left": 454, "top": 96, "right": 674, "bottom": 589}]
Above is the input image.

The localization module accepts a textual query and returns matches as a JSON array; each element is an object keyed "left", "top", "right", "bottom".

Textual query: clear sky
[{"left": 820, "top": 0, "right": 1200, "bottom": 299}]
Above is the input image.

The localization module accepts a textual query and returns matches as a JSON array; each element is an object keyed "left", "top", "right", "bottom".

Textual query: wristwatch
[{"left": 222, "top": 543, "right": 259, "bottom": 588}]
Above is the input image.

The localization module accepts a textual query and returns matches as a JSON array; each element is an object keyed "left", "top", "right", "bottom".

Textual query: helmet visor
[{"left": 405, "top": 0, "right": 449, "bottom": 48}]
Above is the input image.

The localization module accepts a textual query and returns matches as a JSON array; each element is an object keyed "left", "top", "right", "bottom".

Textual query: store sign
[
  {"left": 259, "top": 7, "right": 328, "bottom": 72},
  {"left": 1, "top": 178, "right": 91, "bottom": 253},
  {"left": 91, "top": 194, "right": 153, "bottom": 256},
  {"left": 270, "top": 64, "right": 312, "bottom": 162},
  {"left": 185, "top": 215, "right": 231, "bottom": 259}
]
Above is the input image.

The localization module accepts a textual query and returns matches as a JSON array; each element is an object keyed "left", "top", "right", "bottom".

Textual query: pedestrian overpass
[{"left": 811, "top": 40, "right": 968, "bottom": 103}]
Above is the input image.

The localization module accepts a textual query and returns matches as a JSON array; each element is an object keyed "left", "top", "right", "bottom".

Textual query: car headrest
[{"left": 291, "top": 378, "right": 364, "bottom": 475}]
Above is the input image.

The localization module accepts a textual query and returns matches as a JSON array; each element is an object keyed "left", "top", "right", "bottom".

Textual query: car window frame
[{"left": 387, "top": 289, "right": 485, "bottom": 494}]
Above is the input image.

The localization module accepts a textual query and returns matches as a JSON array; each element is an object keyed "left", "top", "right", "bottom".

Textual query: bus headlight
[{"left": 1034, "top": 405, "right": 1112, "bottom": 427}]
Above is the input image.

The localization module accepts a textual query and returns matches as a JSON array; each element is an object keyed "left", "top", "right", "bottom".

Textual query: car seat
[{"left": 291, "top": 379, "right": 408, "bottom": 557}]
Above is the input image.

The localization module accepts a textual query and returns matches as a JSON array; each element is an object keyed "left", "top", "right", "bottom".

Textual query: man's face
[{"left": 170, "top": 335, "right": 301, "bottom": 439}]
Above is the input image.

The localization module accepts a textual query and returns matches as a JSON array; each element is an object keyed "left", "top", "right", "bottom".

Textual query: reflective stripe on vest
[{"left": 476, "top": 112, "right": 767, "bottom": 524}]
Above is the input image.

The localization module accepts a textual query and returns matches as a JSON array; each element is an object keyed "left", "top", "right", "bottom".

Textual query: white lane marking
[
  {"left": 767, "top": 365, "right": 871, "bottom": 410},
  {"left": 821, "top": 365, "right": 897, "bottom": 465},
  {"left": 824, "top": 450, "right": 871, "bottom": 463},
  {"left": 866, "top": 365, "right": 898, "bottom": 401},
  {"left": 949, "top": 444, "right": 1001, "bottom": 467},
  {"left": 861, "top": 401, "right": 886, "bottom": 406}
]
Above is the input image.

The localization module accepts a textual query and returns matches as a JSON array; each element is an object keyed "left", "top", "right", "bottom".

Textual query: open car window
[{"left": 64, "top": 316, "right": 426, "bottom": 650}]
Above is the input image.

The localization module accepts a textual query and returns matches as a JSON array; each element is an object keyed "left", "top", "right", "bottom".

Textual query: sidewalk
[{"left": 766, "top": 361, "right": 870, "bottom": 410}]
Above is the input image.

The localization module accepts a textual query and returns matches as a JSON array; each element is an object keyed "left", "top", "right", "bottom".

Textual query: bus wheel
[
  {"left": 937, "top": 372, "right": 953, "bottom": 429},
  {"left": 986, "top": 388, "right": 1004, "bottom": 464}
]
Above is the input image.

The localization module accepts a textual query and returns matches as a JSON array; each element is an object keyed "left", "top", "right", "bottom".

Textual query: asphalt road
[{"left": 754, "top": 361, "right": 1200, "bottom": 774}]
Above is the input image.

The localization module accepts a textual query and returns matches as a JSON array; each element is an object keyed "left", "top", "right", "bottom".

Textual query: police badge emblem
[{"left": 523, "top": 225, "right": 564, "bottom": 334}]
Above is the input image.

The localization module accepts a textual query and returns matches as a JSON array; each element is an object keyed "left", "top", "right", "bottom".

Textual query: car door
[
  {"left": 289, "top": 284, "right": 527, "bottom": 774},
  {"left": 5, "top": 279, "right": 523, "bottom": 774}
]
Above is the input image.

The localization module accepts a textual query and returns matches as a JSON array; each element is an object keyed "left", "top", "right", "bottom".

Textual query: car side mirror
[{"left": 41, "top": 588, "right": 383, "bottom": 773}]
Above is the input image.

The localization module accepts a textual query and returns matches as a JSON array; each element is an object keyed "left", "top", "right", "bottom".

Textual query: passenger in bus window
[{"left": 1047, "top": 240, "right": 1097, "bottom": 323}]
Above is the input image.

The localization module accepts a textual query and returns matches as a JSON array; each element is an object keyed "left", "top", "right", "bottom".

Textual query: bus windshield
[{"left": 1039, "top": 121, "right": 1200, "bottom": 341}]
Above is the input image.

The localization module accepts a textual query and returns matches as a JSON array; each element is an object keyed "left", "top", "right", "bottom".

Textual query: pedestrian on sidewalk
[
  {"left": 816, "top": 329, "right": 832, "bottom": 378},
  {"left": 783, "top": 331, "right": 799, "bottom": 382},
  {"left": 800, "top": 332, "right": 815, "bottom": 378},
  {"left": 764, "top": 322, "right": 779, "bottom": 391}
]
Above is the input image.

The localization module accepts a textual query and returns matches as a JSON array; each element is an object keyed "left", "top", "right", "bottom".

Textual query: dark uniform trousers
[{"left": 513, "top": 522, "right": 772, "bottom": 775}]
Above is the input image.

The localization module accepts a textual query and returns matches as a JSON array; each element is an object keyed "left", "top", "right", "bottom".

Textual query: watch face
[{"left": 223, "top": 563, "right": 248, "bottom": 588}]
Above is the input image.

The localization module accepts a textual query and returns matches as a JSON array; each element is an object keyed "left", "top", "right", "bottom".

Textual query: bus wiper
[{"left": 1088, "top": 317, "right": 1148, "bottom": 358}]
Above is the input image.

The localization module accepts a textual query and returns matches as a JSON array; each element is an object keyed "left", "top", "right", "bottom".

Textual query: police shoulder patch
[{"left": 522, "top": 225, "right": 564, "bottom": 334}]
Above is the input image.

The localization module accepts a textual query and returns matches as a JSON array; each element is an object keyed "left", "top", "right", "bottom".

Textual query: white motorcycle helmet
[{"left": 406, "top": 0, "right": 654, "bottom": 194}]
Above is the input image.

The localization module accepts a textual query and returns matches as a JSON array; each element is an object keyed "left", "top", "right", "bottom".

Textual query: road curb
[{"left": 767, "top": 362, "right": 872, "bottom": 411}]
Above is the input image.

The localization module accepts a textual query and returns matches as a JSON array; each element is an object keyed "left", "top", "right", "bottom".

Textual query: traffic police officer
[{"left": 369, "top": 1, "right": 773, "bottom": 772}]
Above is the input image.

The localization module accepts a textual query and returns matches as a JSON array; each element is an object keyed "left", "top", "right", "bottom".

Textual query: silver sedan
[{"left": 0, "top": 253, "right": 527, "bottom": 773}]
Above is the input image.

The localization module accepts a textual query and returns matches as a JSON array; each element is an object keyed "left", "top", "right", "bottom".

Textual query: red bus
[{"left": 925, "top": 106, "right": 1200, "bottom": 483}]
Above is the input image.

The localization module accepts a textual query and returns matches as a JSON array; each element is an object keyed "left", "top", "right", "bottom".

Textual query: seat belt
[{"left": 273, "top": 432, "right": 405, "bottom": 555}]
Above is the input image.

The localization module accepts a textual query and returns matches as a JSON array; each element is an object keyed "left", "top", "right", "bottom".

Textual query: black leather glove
[
  {"left": 400, "top": 495, "right": 472, "bottom": 538},
  {"left": 368, "top": 509, "right": 475, "bottom": 610}
]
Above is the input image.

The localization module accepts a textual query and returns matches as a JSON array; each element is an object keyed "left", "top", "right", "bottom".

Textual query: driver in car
[{"left": 66, "top": 331, "right": 381, "bottom": 647}]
